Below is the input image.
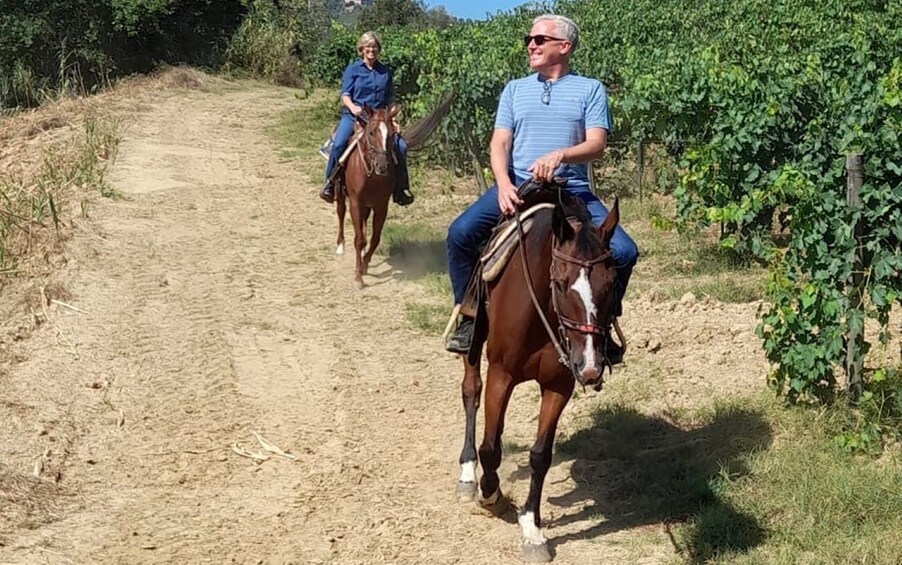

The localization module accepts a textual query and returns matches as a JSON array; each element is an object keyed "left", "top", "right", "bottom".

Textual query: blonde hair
[{"left": 357, "top": 31, "right": 382, "bottom": 53}]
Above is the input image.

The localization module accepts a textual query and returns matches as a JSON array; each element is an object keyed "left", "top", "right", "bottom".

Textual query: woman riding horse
[{"left": 319, "top": 31, "right": 414, "bottom": 207}]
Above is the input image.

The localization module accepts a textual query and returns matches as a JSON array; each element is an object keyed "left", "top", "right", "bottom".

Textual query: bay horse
[
  {"left": 334, "top": 90, "right": 455, "bottom": 287},
  {"left": 457, "top": 184, "right": 620, "bottom": 562}
]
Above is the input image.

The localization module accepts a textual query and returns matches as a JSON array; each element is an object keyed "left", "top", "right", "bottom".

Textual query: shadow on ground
[
  {"left": 508, "top": 404, "right": 772, "bottom": 562},
  {"left": 383, "top": 237, "right": 447, "bottom": 280}
]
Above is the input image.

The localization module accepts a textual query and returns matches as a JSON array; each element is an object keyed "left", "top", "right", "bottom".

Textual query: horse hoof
[
  {"left": 356, "top": 279, "right": 365, "bottom": 289},
  {"left": 336, "top": 244, "right": 344, "bottom": 255},
  {"left": 456, "top": 481, "right": 477, "bottom": 503},
  {"left": 521, "top": 542, "right": 552, "bottom": 563},
  {"left": 471, "top": 490, "right": 510, "bottom": 517}
]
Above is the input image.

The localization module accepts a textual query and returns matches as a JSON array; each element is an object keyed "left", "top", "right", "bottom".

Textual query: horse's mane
[{"left": 520, "top": 186, "right": 603, "bottom": 255}]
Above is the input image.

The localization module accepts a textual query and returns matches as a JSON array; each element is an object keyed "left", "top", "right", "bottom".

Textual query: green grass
[
  {"left": 619, "top": 197, "right": 767, "bottom": 303},
  {"left": 404, "top": 303, "right": 449, "bottom": 335},
  {"left": 655, "top": 277, "right": 764, "bottom": 304},
  {"left": 555, "top": 394, "right": 902, "bottom": 564},
  {"left": 377, "top": 223, "right": 452, "bottom": 333},
  {"left": 269, "top": 92, "right": 336, "bottom": 156}
]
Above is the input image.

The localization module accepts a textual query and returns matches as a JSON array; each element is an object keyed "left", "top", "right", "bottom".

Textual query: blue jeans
[
  {"left": 446, "top": 184, "right": 639, "bottom": 310},
  {"left": 324, "top": 114, "right": 409, "bottom": 187}
]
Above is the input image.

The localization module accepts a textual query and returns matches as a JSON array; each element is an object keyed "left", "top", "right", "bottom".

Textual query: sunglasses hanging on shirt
[{"left": 541, "top": 80, "right": 552, "bottom": 105}]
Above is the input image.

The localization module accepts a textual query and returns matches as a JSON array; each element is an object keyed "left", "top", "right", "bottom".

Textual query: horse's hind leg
[
  {"left": 477, "top": 365, "right": 514, "bottom": 512},
  {"left": 362, "top": 203, "right": 387, "bottom": 276},
  {"left": 457, "top": 356, "right": 482, "bottom": 501},
  {"left": 518, "top": 379, "right": 574, "bottom": 563},
  {"left": 336, "top": 188, "right": 346, "bottom": 255}
]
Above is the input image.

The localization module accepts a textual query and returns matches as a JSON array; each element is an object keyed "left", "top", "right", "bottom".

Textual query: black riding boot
[
  {"left": 605, "top": 331, "right": 624, "bottom": 366},
  {"left": 393, "top": 152, "right": 414, "bottom": 206},
  {"left": 320, "top": 180, "right": 335, "bottom": 204}
]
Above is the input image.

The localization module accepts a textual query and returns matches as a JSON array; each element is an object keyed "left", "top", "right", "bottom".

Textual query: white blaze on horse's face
[
  {"left": 571, "top": 267, "right": 597, "bottom": 376},
  {"left": 378, "top": 121, "right": 389, "bottom": 150}
]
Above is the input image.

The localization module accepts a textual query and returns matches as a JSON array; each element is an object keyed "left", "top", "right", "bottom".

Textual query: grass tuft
[{"left": 1, "top": 114, "right": 120, "bottom": 273}]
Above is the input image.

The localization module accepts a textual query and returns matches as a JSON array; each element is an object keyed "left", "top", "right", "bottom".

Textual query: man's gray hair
[{"left": 533, "top": 14, "right": 579, "bottom": 51}]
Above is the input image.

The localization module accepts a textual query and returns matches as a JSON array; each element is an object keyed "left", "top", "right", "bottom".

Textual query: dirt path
[{"left": 0, "top": 80, "right": 769, "bottom": 564}]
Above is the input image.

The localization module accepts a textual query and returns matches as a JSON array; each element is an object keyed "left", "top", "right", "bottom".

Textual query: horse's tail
[{"left": 403, "top": 88, "right": 456, "bottom": 152}]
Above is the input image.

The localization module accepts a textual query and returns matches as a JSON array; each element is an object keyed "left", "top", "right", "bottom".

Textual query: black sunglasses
[{"left": 524, "top": 34, "right": 565, "bottom": 47}]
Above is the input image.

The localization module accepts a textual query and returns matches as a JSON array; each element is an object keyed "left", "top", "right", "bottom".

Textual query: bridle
[
  {"left": 550, "top": 246, "right": 612, "bottom": 338},
  {"left": 355, "top": 114, "right": 394, "bottom": 177},
  {"left": 514, "top": 197, "right": 614, "bottom": 389}
]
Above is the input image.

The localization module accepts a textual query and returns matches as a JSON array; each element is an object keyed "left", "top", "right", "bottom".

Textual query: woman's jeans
[{"left": 446, "top": 184, "right": 639, "bottom": 313}]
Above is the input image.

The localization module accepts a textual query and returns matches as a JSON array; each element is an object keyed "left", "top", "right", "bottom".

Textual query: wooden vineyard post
[{"left": 844, "top": 153, "right": 864, "bottom": 399}]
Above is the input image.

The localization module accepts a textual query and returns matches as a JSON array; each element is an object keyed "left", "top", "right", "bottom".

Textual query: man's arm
[
  {"left": 528, "top": 127, "right": 607, "bottom": 181},
  {"left": 490, "top": 128, "right": 522, "bottom": 215}
]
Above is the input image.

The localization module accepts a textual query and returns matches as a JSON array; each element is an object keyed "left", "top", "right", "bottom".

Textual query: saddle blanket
[{"left": 479, "top": 203, "right": 555, "bottom": 282}]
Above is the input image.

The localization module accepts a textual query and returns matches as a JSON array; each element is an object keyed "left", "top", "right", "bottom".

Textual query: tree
[{"left": 354, "top": 0, "right": 452, "bottom": 31}]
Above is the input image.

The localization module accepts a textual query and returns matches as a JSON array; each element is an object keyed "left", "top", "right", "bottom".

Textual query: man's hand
[
  {"left": 349, "top": 104, "right": 363, "bottom": 117},
  {"left": 497, "top": 180, "right": 522, "bottom": 216},
  {"left": 528, "top": 149, "right": 564, "bottom": 181}
]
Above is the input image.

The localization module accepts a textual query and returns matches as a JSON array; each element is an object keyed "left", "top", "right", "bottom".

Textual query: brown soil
[{"left": 0, "top": 76, "right": 776, "bottom": 564}]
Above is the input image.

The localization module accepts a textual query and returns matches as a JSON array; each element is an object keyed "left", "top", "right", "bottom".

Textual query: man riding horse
[{"left": 445, "top": 14, "right": 639, "bottom": 360}]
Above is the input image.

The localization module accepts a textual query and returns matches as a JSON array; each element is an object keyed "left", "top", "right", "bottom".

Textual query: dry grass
[{"left": 0, "top": 67, "right": 229, "bottom": 285}]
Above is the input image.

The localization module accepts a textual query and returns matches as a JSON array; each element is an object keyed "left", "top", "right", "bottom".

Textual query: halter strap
[{"left": 551, "top": 247, "right": 611, "bottom": 269}]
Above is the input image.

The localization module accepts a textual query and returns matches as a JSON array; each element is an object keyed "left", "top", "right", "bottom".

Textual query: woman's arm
[
  {"left": 342, "top": 94, "right": 362, "bottom": 117},
  {"left": 339, "top": 63, "right": 362, "bottom": 116}
]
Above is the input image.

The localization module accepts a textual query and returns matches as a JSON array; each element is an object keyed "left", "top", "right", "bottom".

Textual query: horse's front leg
[
  {"left": 335, "top": 187, "right": 346, "bottom": 255},
  {"left": 362, "top": 202, "right": 387, "bottom": 276},
  {"left": 519, "top": 379, "right": 574, "bottom": 563},
  {"left": 349, "top": 200, "right": 367, "bottom": 287},
  {"left": 477, "top": 364, "right": 514, "bottom": 511},
  {"left": 457, "top": 355, "right": 482, "bottom": 501}
]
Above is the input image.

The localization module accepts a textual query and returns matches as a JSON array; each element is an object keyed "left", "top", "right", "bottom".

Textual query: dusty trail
[{"left": 0, "top": 80, "right": 768, "bottom": 564}]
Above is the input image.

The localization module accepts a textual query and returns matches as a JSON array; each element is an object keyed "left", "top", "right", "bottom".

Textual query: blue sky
[{"left": 424, "top": 0, "right": 527, "bottom": 21}]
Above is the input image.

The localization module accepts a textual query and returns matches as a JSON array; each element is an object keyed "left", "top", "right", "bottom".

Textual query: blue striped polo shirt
[{"left": 495, "top": 73, "right": 610, "bottom": 190}]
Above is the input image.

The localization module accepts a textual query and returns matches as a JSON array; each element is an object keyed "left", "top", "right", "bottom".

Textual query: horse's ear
[
  {"left": 597, "top": 197, "right": 619, "bottom": 248},
  {"left": 388, "top": 103, "right": 401, "bottom": 118},
  {"left": 553, "top": 204, "right": 575, "bottom": 242}
]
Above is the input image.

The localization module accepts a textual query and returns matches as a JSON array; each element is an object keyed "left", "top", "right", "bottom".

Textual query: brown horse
[
  {"left": 334, "top": 106, "right": 398, "bottom": 287},
  {"left": 456, "top": 186, "right": 620, "bottom": 562},
  {"left": 334, "top": 91, "right": 455, "bottom": 287}
]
